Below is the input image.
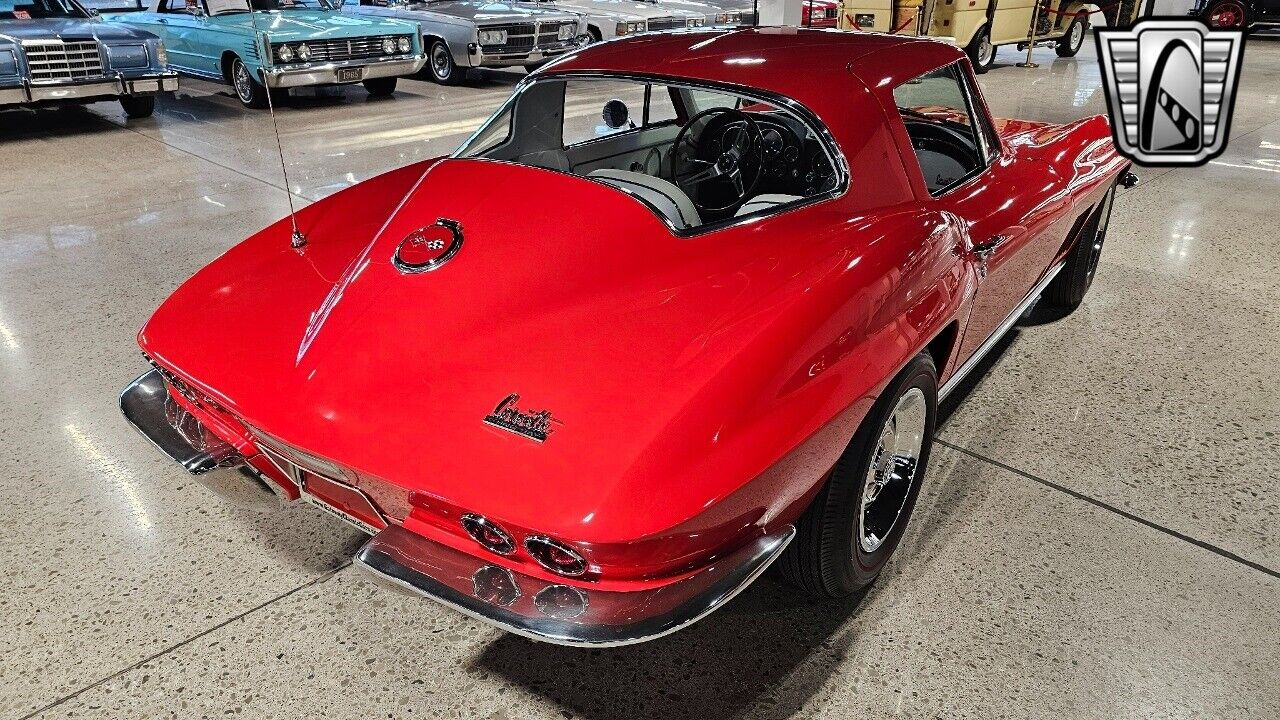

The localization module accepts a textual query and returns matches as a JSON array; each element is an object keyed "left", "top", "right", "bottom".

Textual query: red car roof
[{"left": 543, "top": 28, "right": 966, "bottom": 137}]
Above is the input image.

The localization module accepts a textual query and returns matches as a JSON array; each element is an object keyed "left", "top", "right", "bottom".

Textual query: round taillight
[
  {"left": 461, "top": 514, "right": 516, "bottom": 555},
  {"left": 525, "top": 536, "right": 587, "bottom": 577}
]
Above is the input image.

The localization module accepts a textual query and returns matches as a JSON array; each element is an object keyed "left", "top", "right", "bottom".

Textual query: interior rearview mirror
[{"left": 602, "top": 99, "right": 629, "bottom": 130}]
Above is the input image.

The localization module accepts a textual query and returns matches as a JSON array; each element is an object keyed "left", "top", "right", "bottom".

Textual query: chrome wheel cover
[
  {"left": 431, "top": 44, "right": 452, "bottom": 80},
  {"left": 857, "top": 387, "right": 927, "bottom": 554},
  {"left": 1069, "top": 19, "right": 1084, "bottom": 50},
  {"left": 233, "top": 60, "right": 253, "bottom": 104},
  {"left": 978, "top": 33, "right": 993, "bottom": 66}
]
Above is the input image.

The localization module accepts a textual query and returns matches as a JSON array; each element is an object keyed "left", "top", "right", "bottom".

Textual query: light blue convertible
[{"left": 107, "top": 0, "right": 425, "bottom": 107}]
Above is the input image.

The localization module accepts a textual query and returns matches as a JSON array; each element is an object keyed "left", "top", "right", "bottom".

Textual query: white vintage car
[
  {"left": 531, "top": 0, "right": 704, "bottom": 40},
  {"left": 341, "top": 0, "right": 588, "bottom": 84}
]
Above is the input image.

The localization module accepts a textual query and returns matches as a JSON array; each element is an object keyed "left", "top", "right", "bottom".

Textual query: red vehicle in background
[
  {"left": 802, "top": 0, "right": 839, "bottom": 26},
  {"left": 121, "top": 28, "right": 1133, "bottom": 647}
]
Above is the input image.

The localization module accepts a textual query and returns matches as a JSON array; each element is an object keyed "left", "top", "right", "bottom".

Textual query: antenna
[{"left": 244, "top": 0, "right": 307, "bottom": 249}]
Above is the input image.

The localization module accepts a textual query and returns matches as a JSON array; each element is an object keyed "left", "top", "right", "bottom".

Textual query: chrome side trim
[
  {"left": 355, "top": 524, "right": 795, "bottom": 647},
  {"left": 939, "top": 261, "right": 1066, "bottom": 400}
]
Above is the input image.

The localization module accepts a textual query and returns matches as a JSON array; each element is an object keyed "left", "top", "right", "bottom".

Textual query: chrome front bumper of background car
[
  {"left": 261, "top": 55, "right": 427, "bottom": 89},
  {"left": 0, "top": 72, "right": 178, "bottom": 106},
  {"left": 120, "top": 366, "right": 795, "bottom": 647},
  {"left": 467, "top": 37, "right": 588, "bottom": 69}
]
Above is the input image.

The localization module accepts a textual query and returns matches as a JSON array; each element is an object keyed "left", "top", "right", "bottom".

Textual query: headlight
[
  {"left": 106, "top": 44, "right": 150, "bottom": 69},
  {"left": 381, "top": 37, "right": 397, "bottom": 54},
  {"left": 686, "top": 17, "right": 703, "bottom": 27},
  {"left": 716, "top": 11, "right": 740, "bottom": 23},
  {"left": 397, "top": 36, "right": 411, "bottom": 52},
  {"left": 616, "top": 21, "right": 644, "bottom": 35},
  {"left": 154, "top": 40, "right": 167, "bottom": 66},
  {"left": 296, "top": 43, "right": 311, "bottom": 61},
  {"left": 278, "top": 44, "right": 295, "bottom": 63},
  {"left": 0, "top": 50, "right": 15, "bottom": 76},
  {"left": 557, "top": 23, "right": 575, "bottom": 40},
  {"left": 478, "top": 28, "right": 507, "bottom": 45}
]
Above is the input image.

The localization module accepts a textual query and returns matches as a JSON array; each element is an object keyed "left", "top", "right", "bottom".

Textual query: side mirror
[{"left": 602, "top": 99, "right": 629, "bottom": 130}]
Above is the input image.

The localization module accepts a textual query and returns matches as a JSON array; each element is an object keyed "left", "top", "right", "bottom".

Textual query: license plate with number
[{"left": 337, "top": 67, "right": 363, "bottom": 83}]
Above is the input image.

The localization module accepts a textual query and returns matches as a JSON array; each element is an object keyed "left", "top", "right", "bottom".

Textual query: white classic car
[{"left": 531, "top": 0, "right": 704, "bottom": 40}]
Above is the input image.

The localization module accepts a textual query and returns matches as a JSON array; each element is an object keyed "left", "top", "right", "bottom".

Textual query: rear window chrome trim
[{"left": 454, "top": 70, "right": 850, "bottom": 238}]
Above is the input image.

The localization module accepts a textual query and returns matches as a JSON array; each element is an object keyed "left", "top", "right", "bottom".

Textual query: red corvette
[{"left": 121, "top": 28, "right": 1133, "bottom": 646}]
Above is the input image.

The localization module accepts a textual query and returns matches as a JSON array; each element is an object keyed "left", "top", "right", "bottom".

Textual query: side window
[
  {"left": 893, "top": 64, "right": 992, "bottom": 196},
  {"left": 561, "top": 80, "right": 679, "bottom": 147}
]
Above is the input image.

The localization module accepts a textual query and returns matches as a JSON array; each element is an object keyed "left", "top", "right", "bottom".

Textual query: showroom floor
[{"left": 2, "top": 35, "right": 1278, "bottom": 720}]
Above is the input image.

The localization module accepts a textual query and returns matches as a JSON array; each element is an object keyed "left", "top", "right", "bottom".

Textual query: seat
[
  {"left": 734, "top": 194, "right": 804, "bottom": 217},
  {"left": 587, "top": 169, "right": 701, "bottom": 230}
]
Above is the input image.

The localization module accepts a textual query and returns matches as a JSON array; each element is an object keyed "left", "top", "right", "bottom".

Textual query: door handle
[{"left": 972, "top": 235, "right": 1006, "bottom": 278}]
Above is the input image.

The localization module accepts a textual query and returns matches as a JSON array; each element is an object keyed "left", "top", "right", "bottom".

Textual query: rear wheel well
[
  {"left": 925, "top": 322, "right": 959, "bottom": 380},
  {"left": 587, "top": 25, "right": 603, "bottom": 41},
  {"left": 220, "top": 52, "right": 239, "bottom": 84}
]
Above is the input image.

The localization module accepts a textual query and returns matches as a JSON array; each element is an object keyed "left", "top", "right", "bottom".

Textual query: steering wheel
[{"left": 671, "top": 107, "right": 764, "bottom": 215}]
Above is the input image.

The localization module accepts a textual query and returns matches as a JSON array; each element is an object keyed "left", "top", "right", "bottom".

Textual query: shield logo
[
  {"left": 1095, "top": 19, "right": 1244, "bottom": 166},
  {"left": 393, "top": 218, "right": 463, "bottom": 273}
]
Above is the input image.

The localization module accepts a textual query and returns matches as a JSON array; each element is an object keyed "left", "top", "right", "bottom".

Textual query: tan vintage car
[{"left": 837, "top": 0, "right": 1141, "bottom": 74}]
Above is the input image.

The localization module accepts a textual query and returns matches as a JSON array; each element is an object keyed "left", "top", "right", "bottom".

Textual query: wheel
[
  {"left": 965, "top": 25, "right": 995, "bottom": 74},
  {"left": 426, "top": 39, "right": 460, "bottom": 85},
  {"left": 586, "top": 26, "right": 602, "bottom": 42},
  {"left": 777, "top": 352, "right": 937, "bottom": 598},
  {"left": 1055, "top": 13, "right": 1087, "bottom": 57},
  {"left": 231, "top": 56, "right": 270, "bottom": 109},
  {"left": 1043, "top": 183, "right": 1116, "bottom": 310},
  {"left": 362, "top": 77, "right": 397, "bottom": 97},
  {"left": 1202, "top": 0, "right": 1248, "bottom": 28},
  {"left": 119, "top": 95, "right": 155, "bottom": 119}
]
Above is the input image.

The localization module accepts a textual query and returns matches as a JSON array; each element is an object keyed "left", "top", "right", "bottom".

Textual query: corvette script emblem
[
  {"left": 483, "top": 393, "right": 556, "bottom": 443},
  {"left": 393, "top": 218, "right": 463, "bottom": 273}
]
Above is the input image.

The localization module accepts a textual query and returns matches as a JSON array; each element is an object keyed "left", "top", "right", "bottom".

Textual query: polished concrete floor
[{"left": 2, "top": 35, "right": 1278, "bottom": 720}]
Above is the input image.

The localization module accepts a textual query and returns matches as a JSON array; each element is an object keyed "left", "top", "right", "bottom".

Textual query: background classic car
[
  {"left": 106, "top": 0, "right": 424, "bottom": 107},
  {"left": 340, "top": 0, "right": 586, "bottom": 85},
  {"left": 120, "top": 29, "right": 1133, "bottom": 646},
  {"left": 1, "top": 0, "right": 176, "bottom": 117},
  {"left": 528, "top": 0, "right": 703, "bottom": 40},
  {"left": 1192, "top": 0, "right": 1279, "bottom": 28}
]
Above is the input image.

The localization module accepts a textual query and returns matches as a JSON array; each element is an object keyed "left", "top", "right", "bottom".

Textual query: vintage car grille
[
  {"left": 647, "top": 16, "right": 686, "bottom": 31},
  {"left": 273, "top": 36, "right": 411, "bottom": 64},
  {"left": 22, "top": 39, "right": 104, "bottom": 83},
  {"left": 479, "top": 22, "right": 577, "bottom": 52}
]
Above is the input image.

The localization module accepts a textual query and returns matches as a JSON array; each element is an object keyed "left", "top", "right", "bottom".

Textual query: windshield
[
  {"left": 206, "top": 0, "right": 331, "bottom": 13},
  {"left": 0, "top": 0, "right": 87, "bottom": 19},
  {"left": 457, "top": 76, "right": 842, "bottom": 232}
]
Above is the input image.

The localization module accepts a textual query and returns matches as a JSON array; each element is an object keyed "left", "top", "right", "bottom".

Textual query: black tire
[
  {"left": 777, "top": 353, "right": 938, "bottom": 597},
  {"left": 119, "top": 95, "right": 155, "bottom": 119},
  {"left": 586, "top": 26, "right": 602, "bottom": 42},
  {"left": 362, "top": 77, "right": 398, "bottom": 97},
  {"left": 1202, "top": 0, "right": 1249, "bottom": 28},
  {"left": 1055, "top": 13, "right": 1088, "bottom": 57},
  {"left": 1043, "top": 183, "right": 1116, "bottom": 310},
  {"left": 426, "top": 39, "right": 460, "bottom": 85},
  {"left": 524, "top": 61, "right": 548, "bottom": 74},
  {"left": 965, "top": 25, "right": 995, "bottom": 74},
  {"left": 230, "top": 56, "right": 270, "bottom": 109}
]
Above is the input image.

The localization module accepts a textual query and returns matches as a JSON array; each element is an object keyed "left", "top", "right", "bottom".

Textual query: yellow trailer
[{"left": 837, "top": 0, "right": 1142, "bottom": 73}]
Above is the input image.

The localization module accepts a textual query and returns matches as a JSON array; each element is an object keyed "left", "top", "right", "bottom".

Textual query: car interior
[
  {"left": 456, "top": 78, "right": 842, "bottom": 230},
  {"left": 892, "top": 64, "right": 992, "bottom": 196}
]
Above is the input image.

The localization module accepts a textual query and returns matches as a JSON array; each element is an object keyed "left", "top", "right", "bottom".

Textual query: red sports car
[{"left": 121, "top": 28, "right": 1133, "bottom": 646}]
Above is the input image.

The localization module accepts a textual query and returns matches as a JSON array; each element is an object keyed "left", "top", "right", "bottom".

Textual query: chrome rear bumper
[
  {"left": 355, "top": 523, "right": 794, "bottom": 647},
  {"left": 120, "top": 369, "right": 287, "bottom": 510}
]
